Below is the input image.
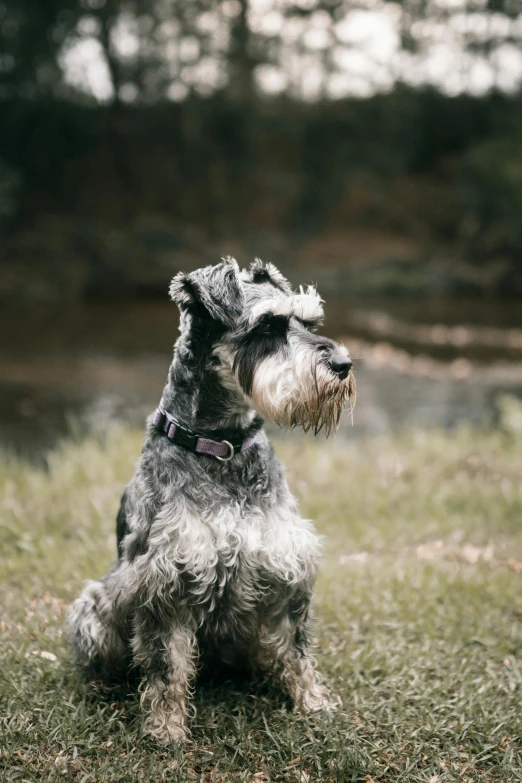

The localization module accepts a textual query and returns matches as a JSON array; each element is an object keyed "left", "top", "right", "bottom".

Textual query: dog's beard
[{"left": 250, "top": 347, "right": 356, "bottom": 436}]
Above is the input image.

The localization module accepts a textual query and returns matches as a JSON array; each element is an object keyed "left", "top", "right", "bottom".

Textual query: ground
[{"left": 1, "top": 423, "right": 521, "bottom": 782}]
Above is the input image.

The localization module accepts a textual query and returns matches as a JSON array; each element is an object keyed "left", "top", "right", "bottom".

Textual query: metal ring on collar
[{"left": 215, "top": 440, "right": 235, "bottom": 462}]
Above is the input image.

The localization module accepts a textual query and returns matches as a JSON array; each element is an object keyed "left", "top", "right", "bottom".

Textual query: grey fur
[{"left": 68, "top": 258, "right": 355, "bottom": 744}]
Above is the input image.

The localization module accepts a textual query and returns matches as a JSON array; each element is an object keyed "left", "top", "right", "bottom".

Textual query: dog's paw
[
  {"left": 297, "top": 686, "right": 342, "bottom": 714},
  {"left": 143, "top": 714, "right": 189, "bottom": 746}
]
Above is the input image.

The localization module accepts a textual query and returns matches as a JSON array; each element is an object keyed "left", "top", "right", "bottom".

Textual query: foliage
[
  {"left": 1, "top": 0, "right": 522, "bottom": 284},
  {"left": 460, "top": 123, "right": 522, "bottom": 266},
  {"left": 1, "top": 425, "right": 522, "bottom": 781},
  {"left": 1, "top": 0, "right": 521, "bottom": 103},
  {"left": 0, "top": 89, "right": 519, "bottom": 227},
  {"left": 0, "top": 157, "right": 20, "bottom": 222}
]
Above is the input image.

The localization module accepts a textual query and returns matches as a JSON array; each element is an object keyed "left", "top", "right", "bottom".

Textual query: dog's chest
[{"left": 145, "top": 496, "right": 320, "bottom": 601}]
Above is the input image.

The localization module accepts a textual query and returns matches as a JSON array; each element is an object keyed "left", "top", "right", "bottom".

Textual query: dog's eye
[{"left": 258, "top": 315, "right": 288, "bottom": 336}]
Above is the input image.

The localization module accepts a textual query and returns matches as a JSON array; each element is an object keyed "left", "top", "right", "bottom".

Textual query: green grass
[{"left": 1, "top": 425, "right": 522, "bottom": 782}]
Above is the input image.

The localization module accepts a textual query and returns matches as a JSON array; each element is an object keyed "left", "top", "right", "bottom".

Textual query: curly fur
[{"left": 68, "top": 258, "right": 354, "bottom": 745}]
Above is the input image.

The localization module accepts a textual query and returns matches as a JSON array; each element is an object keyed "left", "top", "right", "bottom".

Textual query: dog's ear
[
  {"left": 249, "top": 258, "right": 292, "bottom": 293},
  {"left": 169, "top": 257, "right": 245, "bottom": 327}
]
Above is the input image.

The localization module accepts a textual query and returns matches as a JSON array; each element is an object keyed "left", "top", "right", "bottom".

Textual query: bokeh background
[{"left": 1, "top": 0, "right": 522, "bottom": 456}]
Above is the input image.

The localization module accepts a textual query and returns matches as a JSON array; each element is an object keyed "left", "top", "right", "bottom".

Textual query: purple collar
[{"left": 152, "top": 405, "right": 258, "bottom": 461}]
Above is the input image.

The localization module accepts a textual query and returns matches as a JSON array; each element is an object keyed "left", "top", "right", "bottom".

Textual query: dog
[{"left": 68, "top": 257, "right": 355, "bottom": 745}]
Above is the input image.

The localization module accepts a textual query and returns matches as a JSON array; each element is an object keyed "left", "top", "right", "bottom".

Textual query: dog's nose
[{"left": 329, "top": 355, "right": 352, "bottom": 380}]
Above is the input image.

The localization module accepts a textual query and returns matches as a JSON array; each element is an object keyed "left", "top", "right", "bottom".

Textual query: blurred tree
[
  {"left": 0, "top": 0, "right": 79, "bottom": 99},
  {"left": 1, "top": 0, "right": 522, "bottom": 292},
  {"left": 2, "top": 0, "right": 522, "bottom": 103}
]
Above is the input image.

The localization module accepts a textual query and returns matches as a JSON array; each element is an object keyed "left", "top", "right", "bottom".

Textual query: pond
[{"left": 2, "top": 296, "right": 522, "bottom": 459}]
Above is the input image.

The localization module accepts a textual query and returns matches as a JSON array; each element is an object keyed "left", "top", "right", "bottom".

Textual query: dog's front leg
[
  {"left": 254, "top": 615, "right": 340, "bottom": 713},
  {"left": 132, "top": 609, "right": 196, "bottom": 745}
]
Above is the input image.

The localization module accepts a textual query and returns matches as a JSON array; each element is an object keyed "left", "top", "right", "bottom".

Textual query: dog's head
[{"left": 170, "top": 257, "right": 355, "bottom": 435}]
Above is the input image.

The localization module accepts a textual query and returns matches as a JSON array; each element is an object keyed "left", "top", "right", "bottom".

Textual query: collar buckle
[{"left": 172, "top": 424, "right": 198, "bottom": 452}]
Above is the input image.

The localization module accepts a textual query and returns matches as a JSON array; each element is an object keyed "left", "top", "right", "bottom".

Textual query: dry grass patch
[{"left": 1, "top": 425, "right": 522, "bottom": 781}]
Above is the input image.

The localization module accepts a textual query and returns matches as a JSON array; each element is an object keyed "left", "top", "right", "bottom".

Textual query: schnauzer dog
[{"left": 68, "top": 258, "right": 355, "bottom": 745}]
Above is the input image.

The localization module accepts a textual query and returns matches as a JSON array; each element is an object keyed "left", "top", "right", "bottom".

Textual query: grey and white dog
[{"left": 68, "top": 258, "right": 355, "bottom": 745}]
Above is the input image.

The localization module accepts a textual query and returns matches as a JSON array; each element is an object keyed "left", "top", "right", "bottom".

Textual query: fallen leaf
[
  {"left": 339, "top": 552, "right": 369, "bottom": 565},
  {"left": 32, "top": 650, "right": 57, "bottom": 661},
  {"left": 416, "top": 540, "right": 444, "bottom": 560},
  {"left": 462, "top": 544, "right": 481, "bottom": 564}
]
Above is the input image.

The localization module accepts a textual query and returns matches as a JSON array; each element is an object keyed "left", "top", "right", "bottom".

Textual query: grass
[{"left": 1, "top": 423, "right": 522, "bottom": 782}]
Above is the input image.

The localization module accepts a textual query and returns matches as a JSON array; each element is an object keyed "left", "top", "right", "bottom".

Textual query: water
[{"left": 2, "top": 297, "right": 522, "bottom": 459}]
